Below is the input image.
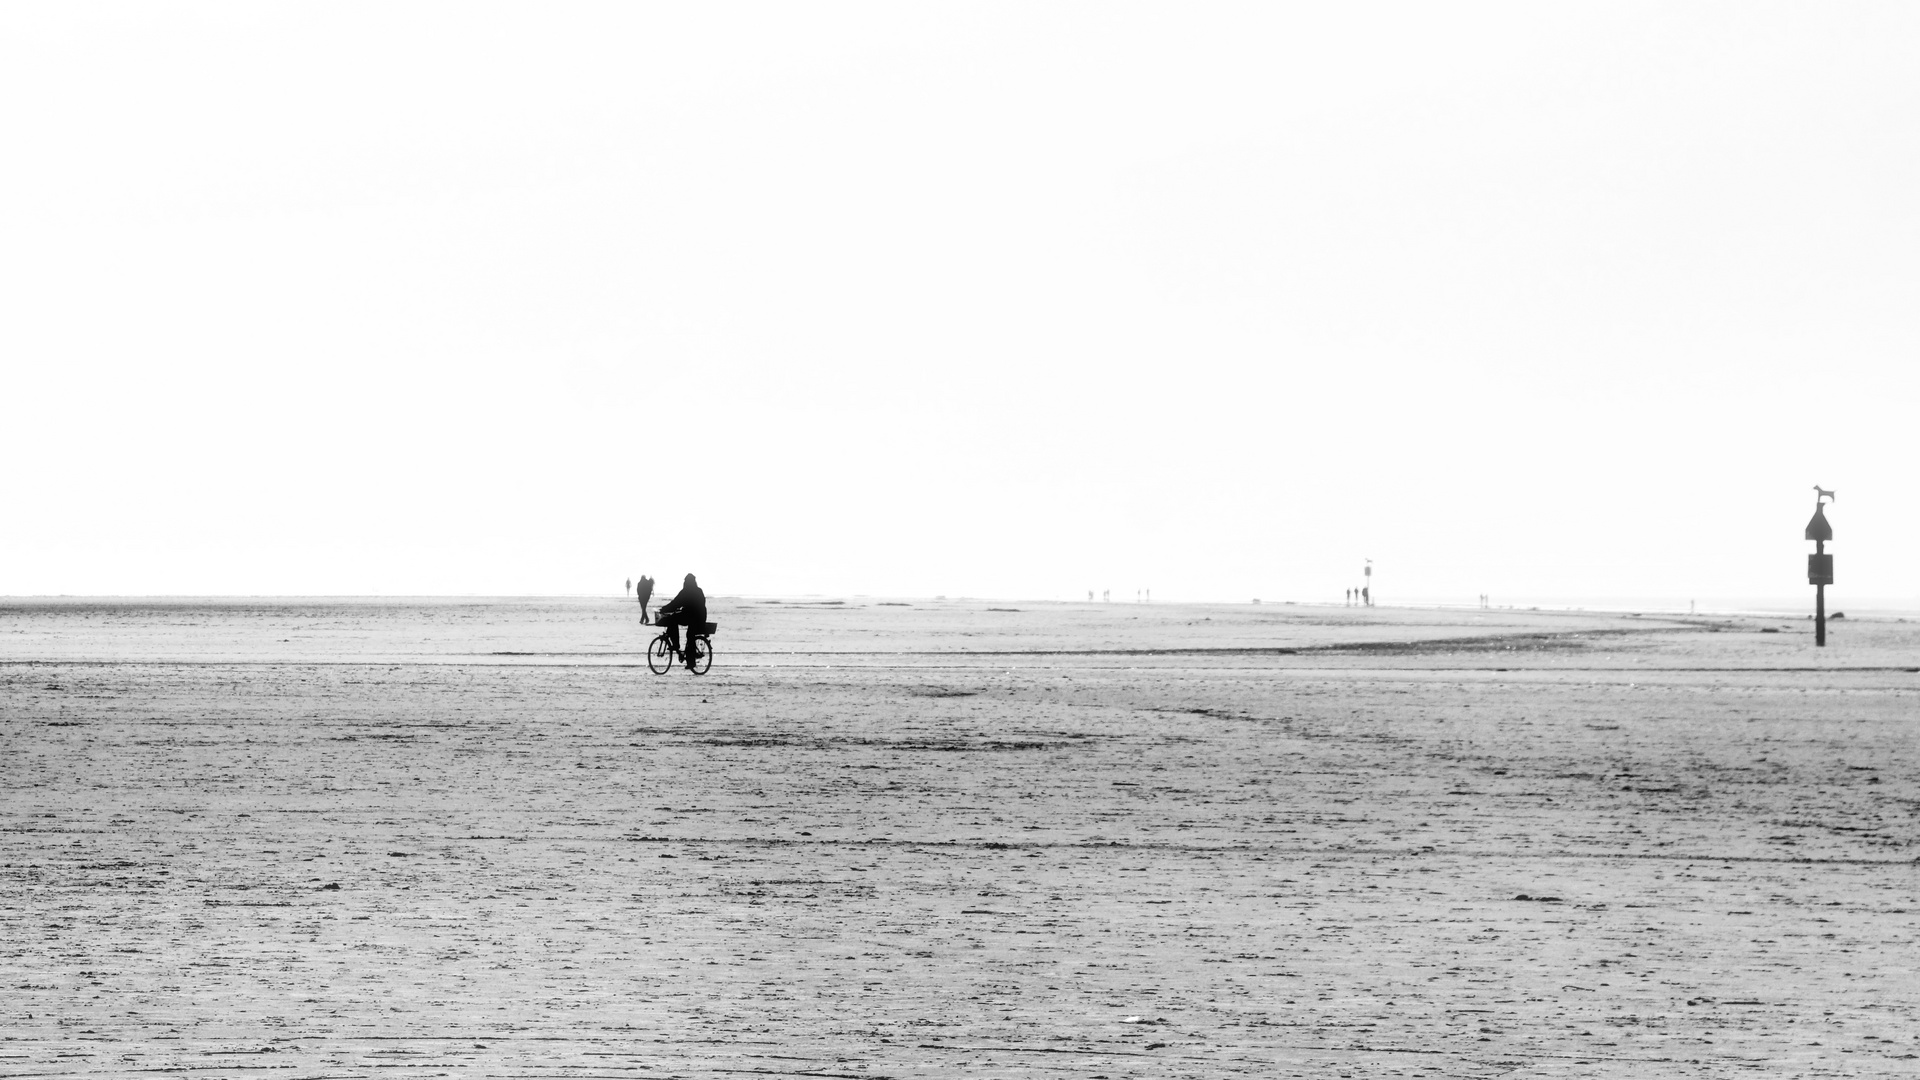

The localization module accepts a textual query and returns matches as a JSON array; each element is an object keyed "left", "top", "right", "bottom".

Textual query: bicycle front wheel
[
  {"left": 689, "top": 636, "right": 713, "bottom": 675},
  {"left": 646, "top": 635, "right": 674, "bottom": 675}
]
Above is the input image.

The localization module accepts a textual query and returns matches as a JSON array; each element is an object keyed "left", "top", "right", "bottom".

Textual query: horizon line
[{"left": 1, "top": 591, "right": 1908, "bottom": 613}]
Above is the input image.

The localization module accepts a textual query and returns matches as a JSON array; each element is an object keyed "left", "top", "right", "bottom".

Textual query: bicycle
[{"left": 647, "top": 621, "right": 716, "bottom": 675}]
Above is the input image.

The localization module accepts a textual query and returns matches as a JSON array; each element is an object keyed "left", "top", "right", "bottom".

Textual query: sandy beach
[{"left": 4, "top": 597, "right": 1917, "bottom": 1077}]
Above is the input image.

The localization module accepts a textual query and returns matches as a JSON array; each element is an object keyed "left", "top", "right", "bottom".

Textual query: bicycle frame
[{"left": 647, "top": 628, "right": 713, "bottom": 674}]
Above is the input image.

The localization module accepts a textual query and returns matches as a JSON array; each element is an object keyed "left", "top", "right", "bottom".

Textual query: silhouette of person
[
  {"left": 656, "top": 573, "right": 707, "bottom": 670},
  {"left": 625, "top": 578, "right": 631, "bottom": 595},
  {"left": 1362, "top": 585, "right": 1370, "bottom": 607},
  {"left": 636, "top": 575, "right": 655, "bottom": 624}
]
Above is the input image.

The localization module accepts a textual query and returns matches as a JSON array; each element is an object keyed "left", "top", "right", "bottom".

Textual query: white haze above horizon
[{"left": 3, "top": 3, "right": 1916, "bottom": 606}]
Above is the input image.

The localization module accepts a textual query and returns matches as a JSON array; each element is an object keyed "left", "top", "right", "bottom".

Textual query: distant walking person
[
  {"left": 656, "top": 573, "right": 707, "bottom": 671},
  {"left": 1362, "top": 585, "right": 1370, "bottom": 607},
  {"left": 636, "top": 575, "right": 655, "bottom": 624},
  {"left": 625, "top": 577, "right": 632, "bottom": 596}
]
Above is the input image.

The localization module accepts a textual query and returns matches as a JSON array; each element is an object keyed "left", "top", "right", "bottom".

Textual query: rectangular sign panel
[{"left": 1808, "top": 553, "right": 1834, "bottom": 586}]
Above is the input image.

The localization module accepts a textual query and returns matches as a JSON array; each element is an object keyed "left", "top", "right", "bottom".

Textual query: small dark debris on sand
[{"left": 909, "top": 686, "right": 980, "bottom": 698}]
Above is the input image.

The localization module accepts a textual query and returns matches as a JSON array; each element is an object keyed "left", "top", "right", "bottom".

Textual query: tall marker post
[{"left": 1805, "top": 488, "right": 1834, "bottom": 647}]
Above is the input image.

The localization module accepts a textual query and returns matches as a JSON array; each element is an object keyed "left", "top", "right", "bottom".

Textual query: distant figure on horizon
[
  {"left": 656, "top": 573, "right": 707, "bottom": 671},
  {"left": 1087, "top": 590, "right": 1094, "bottom": 602},
  {"left": 1102, "top": 590, "right": 1110, "bottom": 602},
  {"left": 625, "top": 578, "right": 632, "bottom": 596},
  {"left": 1345, "top": 588, "right": 1351, "bottom": 605},
  {"left": 636, "top": 575, "right": 655, "bottom": 624},
  {"left": 1362, "top": 586, "right": 1371, "bottom": 607}
]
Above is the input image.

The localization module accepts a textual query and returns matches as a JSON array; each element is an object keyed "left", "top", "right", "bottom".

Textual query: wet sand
[{"left": 4, "top": 598, "right": 1918, "bottom": 1077}]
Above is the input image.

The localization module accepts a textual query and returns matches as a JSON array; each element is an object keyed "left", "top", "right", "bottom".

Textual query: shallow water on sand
[{"left": 4, "top": 599, "right": 1918, "bottom": 1076}]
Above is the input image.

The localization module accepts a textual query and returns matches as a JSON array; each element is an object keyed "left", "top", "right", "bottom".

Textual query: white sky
[{"left": 3, "top": 3, "right": 1915, "bottom": 604}]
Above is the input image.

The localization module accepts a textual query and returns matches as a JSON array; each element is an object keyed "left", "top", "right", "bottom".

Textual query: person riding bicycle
[{"left": 655, "top": 573, "right": 707, "bottom": 670}]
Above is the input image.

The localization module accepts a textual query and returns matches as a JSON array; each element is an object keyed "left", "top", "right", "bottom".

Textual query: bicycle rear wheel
[
  {"left": 646, "top": 635, "right": 674, "bottom": 674},
  {"left": 688, "top": 636, "right": 713, "bottom": 675}
]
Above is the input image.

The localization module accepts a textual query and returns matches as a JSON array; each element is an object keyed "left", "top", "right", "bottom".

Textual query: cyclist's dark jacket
[{"left": 658, "top": 585, "right": 706, "bottom": 626}]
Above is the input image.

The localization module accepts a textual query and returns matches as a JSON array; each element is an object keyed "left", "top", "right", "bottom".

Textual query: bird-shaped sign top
[{"left": 1814, "top": 485, "right": 1836, "bottom": 505}]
